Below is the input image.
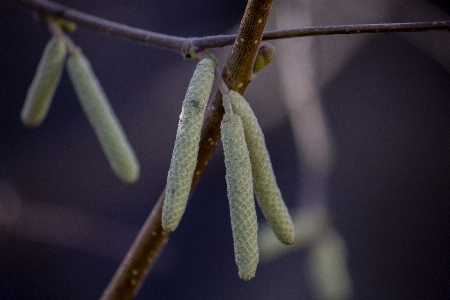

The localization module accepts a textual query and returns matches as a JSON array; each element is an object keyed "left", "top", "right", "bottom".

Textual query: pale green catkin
[
  {"left": 162, "top": 58, "right": 215, "bottom": 232},
  {"left": 66, "top": 49, "right": 140, "bottom": 183},
  {"left": 21, "top": 37, "right": 67, "bottom": 127},
  {"left": 229, "top": 90, "right": 295, "bottom": 245},
  {"left": 221, "top": 113, "right": 259, "bottom": 280},
  {"left": 308, "top": 229, "right": 353, "bottom": 299}
]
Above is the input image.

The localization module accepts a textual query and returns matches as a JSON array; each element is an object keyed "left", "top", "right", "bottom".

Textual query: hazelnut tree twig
[
  {"left": 12, "top": 0, "right": 450, "bottom": 55},
  {"left": 98, "top": 0, "right": 273, "bottom": 299},
  {"left": 9, "top": 0, "right": 450, "bottom": 299}
]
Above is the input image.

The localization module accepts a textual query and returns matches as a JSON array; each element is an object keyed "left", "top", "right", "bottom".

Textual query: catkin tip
[
  {"left": 120, "top": 163, "right": 140, "bottom": 183},
  {"left": 240, "top": 273, "right": 256, "bottom": 281},
  {"left": 67, "top": 49, "right": 140, "bottom": 184},
  {"left": 281, "top": 234, "right": 295, "bottom": 245}
]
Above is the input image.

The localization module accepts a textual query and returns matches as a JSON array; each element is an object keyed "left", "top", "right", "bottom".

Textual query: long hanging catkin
[
  {"left": 21, "top": 37, "right": 67, "bottom": 127},
  {"left": 162, "top": 58, "right": 215, "bottom": 232},
  {"left": 66, "top": 49, "right": 140, "bottom": 183},
  {"left": 221, "top": 113, "right": 259, "bottom": 280},
  {"left": 229, "top": 90, "right": 294, "bottom": 245}
]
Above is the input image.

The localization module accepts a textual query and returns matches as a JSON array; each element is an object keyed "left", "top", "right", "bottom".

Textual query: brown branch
[
  {"left": 13, "top": 0, "right": 450, "bottom": 55},
  {"left": 194, "top": 20, "right": 450, "bottom": 47},
  {"left": 13, "top": 0, "right": 186, "bottom": 53},
  {"left": 261, "top": 20, "right": 450, "bottom": 40},
  {"left": 99, "top": 0, "right": 273, "bottom": 299}
]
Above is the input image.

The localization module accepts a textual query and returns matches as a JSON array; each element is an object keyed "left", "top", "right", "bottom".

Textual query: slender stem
[
  {"left": 261, "top": 21, "right": 450, "bottom": 41},
  {"left": 13, "top": 0, "right": 186, "bottom": 53},
  {"left": 213, "top": 68, "right": 233, "bottom": 115},
  {"left": 48, "top": 21, "right": 76, "bottom": 53},
  {"left": 13, "top": 0, "right": 450, "bottom": 55},
  {"left": 191, "top": 20, "right": 450, "bottom": 47},
  {"left": 99, "top": 0, "right": 272, "bottom": 299}
]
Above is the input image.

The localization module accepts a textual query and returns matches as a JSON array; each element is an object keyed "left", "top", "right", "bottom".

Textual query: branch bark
[
  {"left": 13, "top": 0, "right": 185, "bottom": 52},
  {"left": 99, "top": 0, "right": 273, "bottom": 299},
  {"left": 13, "top": 0, "right": 450, "bottom": 54}
]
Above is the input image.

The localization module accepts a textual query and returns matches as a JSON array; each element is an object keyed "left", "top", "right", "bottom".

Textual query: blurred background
[{"left": 0, "top": 0, "right": 449, "bottom": 299}]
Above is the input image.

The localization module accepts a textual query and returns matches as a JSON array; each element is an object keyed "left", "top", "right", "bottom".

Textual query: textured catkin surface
[
  {"left": 162, "top": 58, "right": 215, "bottom": 232},
  {"left": 221, "top": 113, "right": 259, "bottom": 280},
  {"left": 229, "top": 90, "right": 294, "bottom": 245},
  {"left": 67, "top": 49, "right": 140, "bottom": 183},
  {"left": 21, "top": 37, "right": 67, "bottom": 127}
]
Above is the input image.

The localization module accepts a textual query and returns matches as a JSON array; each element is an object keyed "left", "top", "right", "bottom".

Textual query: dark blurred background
[{"left": 0, "top": 0, "right": 449, "bottom": 299}]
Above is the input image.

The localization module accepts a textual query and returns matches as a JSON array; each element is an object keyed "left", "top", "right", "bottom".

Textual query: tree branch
[
  {"left": 13, "top": 0, "right": 186, "bottom": 53},
  {"left": 9, "top": 0, "right": 449, "bottom": 298},
  {"left": 191, "top": 20, "right": 450, "bottom": 48},
  {"left": 99, "top": 0, "right": 273, "bottom": 299},
  {"left": 13, "top": 0, "right": 450, "bottom": 55},
  {"left": 260, "top": 20, "right": 450, "bottom": 41}
]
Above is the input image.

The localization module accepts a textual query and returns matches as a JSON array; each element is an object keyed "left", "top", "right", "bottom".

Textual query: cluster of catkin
[
  {"left": 21, "top": 29, "right": 139, "bottom": 183},
  {"left": 162, "top": 57, "right": 294, "bottom": 280}
]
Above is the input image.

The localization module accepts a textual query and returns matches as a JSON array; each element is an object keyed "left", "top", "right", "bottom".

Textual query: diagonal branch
[
  {"left": 13, "top": 0, "right": 450, "bottom": 55},
  {"left": 13, "top": 0, "right": 186, "bottom": 52},
  {"left": 99, "top": 0, "right": 273, "bottom": 299}
]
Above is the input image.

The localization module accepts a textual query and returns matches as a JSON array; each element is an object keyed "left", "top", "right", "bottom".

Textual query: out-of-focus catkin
[
  {"left": 221, "top": 113, "right": 259, "bottom": 280},
  {"left": 162, "top": 58, "right": 215, "bottom": 232},
  {"left": 308, "top": 229, "right": 353, "bottom": 300},
  {"left": 66, "top": 49, "right": 140, "bottom": 183},
  {"left": 229, "top": 90, "right": 294, "bottom": 245},
  {"left": 21, "top": 37, "right": 67, "bottom": 127}
]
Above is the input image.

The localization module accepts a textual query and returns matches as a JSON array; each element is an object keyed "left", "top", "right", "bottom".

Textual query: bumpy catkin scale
[
  {"left": 162, "top": 58, "right": 215, "bottom": 232},
  {"left": 21, "top": 37, "right": 67, "bottom": 127},
  {"left": 221, "top": 113, "right": 259, "bottom": 280},
  {"left": 67, "top": 49, "right": 140, "bottom": 183},
  {"left": 229, "top": 90, "right": 295, "bottom": 245}
]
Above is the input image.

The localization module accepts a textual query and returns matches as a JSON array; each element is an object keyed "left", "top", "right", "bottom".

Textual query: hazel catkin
[
  {"left": 221, "top": 113, "right": 259, "bottom": 280},
  {"left": 308, "top": 229, "right": 353, "bottom": 299},
  {"left": 162, "top": 58, "right": 215, "bottom": 232},
  {"left": 229, "top": 90, "right": 294, "bottom": 245},
  {"left": 66, "top": 49, "right": 140, "bottom": 183},
  {"left": 21, "top": 37, "right": 67, "bottom": 127}
]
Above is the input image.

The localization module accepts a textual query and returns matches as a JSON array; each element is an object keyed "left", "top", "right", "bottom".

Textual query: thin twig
[
  {"left": 13, "top": 0, "right": 450, "bottom": 55},
  {"left": 99, "top": 0, "right": 273, "bottom": 299},
  {"left": 48, "top": 20, "right": 76, "bottom": 53},
  {"left": 193, "top": 20, "right": 450, "bottom": 47},
  {"left": 13, "top": 0, "right": 186, "bottom": 53},
  {"left": 213, "top": 68, "right": 233, "bottom": 115},
  {"left": 261, "top": 20, "right": 450, "bottom": 40}
]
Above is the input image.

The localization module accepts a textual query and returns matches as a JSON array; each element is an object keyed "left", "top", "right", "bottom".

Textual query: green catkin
[
  {"left": 162, "top": 58, "right": 215, "bottom": 232},
  {"left": 229, "top": 90, "right": 295, "bottom": 245},
  {"left": 221, "top": 113, "right": 259, "bottom": 280},
  {"left": 66, "top": 49, "right": 140, "bottom": 183},
  {"left": 308, "top": 230, "right": 353, "bottom": 300},
  {"left": 21, "top": 37, "right": 67, "bottom": 127}
]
